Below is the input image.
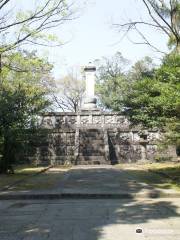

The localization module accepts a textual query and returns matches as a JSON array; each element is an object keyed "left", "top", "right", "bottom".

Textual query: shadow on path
[{"left": 0, "top": 166, "right": 180, "bottom": 239}]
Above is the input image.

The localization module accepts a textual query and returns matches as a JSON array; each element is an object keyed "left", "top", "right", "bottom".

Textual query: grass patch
[
  {"left": 9, "top": 168, "right": 68, "bottom": 191},
  {"left": 15, "top": 165, "right": 47, "bottom": 174},
  {"left": 0, "top": 164, "right": 50, "bottom": 190},
  {"left": 0, "top": 164, "right": 71, "bottom": 191},
  {"left": 148, "top": 163, "right": 180, "bottom": 191},
  {"left": 115, "top": 162, "right": 180, "bottom": 191}
]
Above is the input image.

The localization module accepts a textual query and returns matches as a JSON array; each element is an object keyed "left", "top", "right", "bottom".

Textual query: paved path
[
  {"left": 0, "top": 165, "right": 179, "bottom": 198},
  {"left": 51, "top": 165, "right": 178, "bottom": 197},
  {"left": 0, "top": 198, "right": 180, "bottom": 240},
  {"left": 0, "top": 166, "right": 180, "bottom": 239},
  {"left": 56, "top": 165, "right": 155, "bottom": 195}
]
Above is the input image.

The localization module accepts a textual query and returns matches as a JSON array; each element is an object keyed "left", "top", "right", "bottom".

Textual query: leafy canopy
[{"left": 0, "top": 50, "right": 53, "bottom": 172}]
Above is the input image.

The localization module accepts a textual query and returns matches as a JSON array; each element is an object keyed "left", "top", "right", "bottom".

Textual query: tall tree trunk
[
  {"left": 0, "top": 130, "right": 11, "bottom": 173},
  {"left": 176, "top": 43, "right": 180, "bottom": 54}
]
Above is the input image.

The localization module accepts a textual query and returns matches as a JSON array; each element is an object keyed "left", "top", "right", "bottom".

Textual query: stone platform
[{"left": 27, "top": 112, "right": 176, "bottom": 166}]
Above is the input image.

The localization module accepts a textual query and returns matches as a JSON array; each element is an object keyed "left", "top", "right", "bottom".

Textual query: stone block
[
  {"left": 55, "top": 146, "right": 66, "bottom": 156},
  {"left": 25, "top": 112, "right": 175, "bottom": 165}
]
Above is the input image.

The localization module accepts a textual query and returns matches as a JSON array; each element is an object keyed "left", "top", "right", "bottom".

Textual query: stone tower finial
[{"left": 81, "top": 63, "right": 98, "bottom": 111}]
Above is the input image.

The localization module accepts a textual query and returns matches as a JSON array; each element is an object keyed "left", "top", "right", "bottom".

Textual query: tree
[
  {"left": 123, "top": 53, "right": 180, "bottom": 128},
  {"left": 52, "top": 67, "right": 85, "bottom": 112},
  {"left": 0, "top": 1, "right": 79, "bottom": 173},
  {"left": 0, "top": 50, "right": 52, "bottom": 173},
  {"left": 128, "top": 56, "right": 156, "bottom": 81},
  {"left": 114, "top": 0, "right": 180, "bottom": 53},
  {"left": 0, "top": 0, "right": 76, "bottom": 54},
  {"left": 95, "top": 54, "right": 156, "bottom": 112},
  {"left": 122, "top": 53, "right": 180, "bottom": 152},
  {"left": 95, "top": 52, "right": 179, "bottom": 129},
  {"left": 95, "top": 52, "right": 130, "bottom": 111}
]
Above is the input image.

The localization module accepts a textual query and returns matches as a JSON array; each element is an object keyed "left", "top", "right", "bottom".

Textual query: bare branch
[
  {"left": 146, "top": 0, "right": 179, "bottom": 39},
  {"left": 142, "top": 0, "right": 171, "bottom": 37},
  {"left": 0, "top": 0, "right": 54, "bottom": 31},
  {"left": 113, "top": 21, "right": 167, "bottom": 29},
  {"left": 0, "top": 0, "right": 11, "bottom": 10},
  {"left": 0, "top": 0, "right": 76, "bottom": 53},
  {"left": 132, "top": 26, "right": 167, "bottom": 54},
  {"left": 52, "top": 68, "right": 85, "bottom": 112},
  {"left": 113, "top": 0, "right": 180, "bottom": 53}
]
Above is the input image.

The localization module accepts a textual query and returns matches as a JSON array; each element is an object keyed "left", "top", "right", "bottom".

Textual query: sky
[{"left": 19, "top": 0, "right": 169, "bottom": 78}]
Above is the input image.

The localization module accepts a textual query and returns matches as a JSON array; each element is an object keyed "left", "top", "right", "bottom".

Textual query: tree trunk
[
  {"left": 176, "top": 43, "right": 180, "bottom": 54},
  {"left": 0, "top": 131, "right": 12, "bottom": 174}
]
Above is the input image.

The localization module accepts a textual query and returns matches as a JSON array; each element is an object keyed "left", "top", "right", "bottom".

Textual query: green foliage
[
  {"left": 128, "top": 56, "right": 156, "bottom": 81},
  {"left": 96, "top": 75, "right": 128, "bottom": 111},
  {"left": 123, "top": 53, "right": 180, "bottom": 128},
  {"left": 96, "top": 52, "right": 180, "bottom": 149},
  {"left": 146, "top": 0, "right": 180, "bottom": 52},
  {"left": 96, "top": 54, "right": 156, "bottom": 112},
  {"left": 0, "top": 51, "right": 52, "bottom": 173},
  {"left": 0, "top": 0, "right": 75, "bottom": 53},
  {"left": 166, "top": 0, "right": 180, "bottom": 51},
  {"left": 95, "top": 52, "right": 130, "bottom": 111}
]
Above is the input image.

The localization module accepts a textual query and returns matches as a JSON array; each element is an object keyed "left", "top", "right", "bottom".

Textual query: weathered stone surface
[{"left": 27, "top": 112, "right": 177, "bottom": 165}]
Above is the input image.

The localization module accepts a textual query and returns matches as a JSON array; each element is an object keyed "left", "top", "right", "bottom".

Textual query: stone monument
[
  {"left": 27, "top": 63, "right": 177, "bottom": 165},
  {"left": 82, "top": 63, "right": 98, "bottom": 111}
]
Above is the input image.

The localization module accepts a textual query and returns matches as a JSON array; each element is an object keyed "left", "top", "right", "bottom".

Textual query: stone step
[
  {"left": 79, "top": 147, "right": 105, "bottom": 153},
  {"left": 80, "top": 139, "right": 104, "bottom": 142},
  {"left": 80, "top": 130, "right": 103, "bottom": 135},
  {"left": 80, "top": 133, "right": 103, "bottom": 136},
  {"left": 79, "top": 150, "right": 104, "bottom": 156},
  {"left": 76, "top": 161, "right": 110, "bottom": 165},
  {"left": 80, "top": 129, "right": 103, "bottom": 133},
  {"left": 77, "top": 156, "right": 109, "bottom": 165},
  {"left": 80, "top": 136, "right": 104, "bottom": 140},
  {"left": 79, "top": 143, "right": 105, "bottom": 148},
  {"left": 79, "top": 149, "right": 105, "bottom": 154}
]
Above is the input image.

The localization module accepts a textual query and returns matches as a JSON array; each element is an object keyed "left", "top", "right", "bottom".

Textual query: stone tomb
[
  {"left": 29, "top": 112, "right": 176, "bottom": 165},
  {"left": 29, "top": 64, "right": 176, "bottom": 165}
]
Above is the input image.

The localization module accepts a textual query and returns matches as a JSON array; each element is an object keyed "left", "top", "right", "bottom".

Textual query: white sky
[{"left": 19, "top": 0, "right": 169, "bottom": 78}]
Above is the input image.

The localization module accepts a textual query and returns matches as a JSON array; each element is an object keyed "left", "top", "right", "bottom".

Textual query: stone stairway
[{"left": 77, "top": 129, "right": 110, "bottom": 165}]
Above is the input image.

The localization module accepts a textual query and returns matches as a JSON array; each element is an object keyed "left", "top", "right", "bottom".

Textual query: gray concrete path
[
  {"left": 0, "top": 166, "right": 180, "bottom": 239},
  {"left": 0, "top": 198, "right": 180, "bottom": 240},
  {"left": 57, "top": 165, "right": 155, "bottom": 194},
  {"left": 51, "top": 165, "right": 179, "bottom": 197},
  {"left": 0, "top": 165, "right": 179, "bottom": 198}
]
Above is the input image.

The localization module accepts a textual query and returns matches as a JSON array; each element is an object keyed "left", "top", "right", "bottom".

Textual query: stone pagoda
[{"left": 30, "top": 64, "right": 177, "bottom": 165}]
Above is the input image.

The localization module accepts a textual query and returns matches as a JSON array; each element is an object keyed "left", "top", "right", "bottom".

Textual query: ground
[
  {"left": 0, "top": 198, "right": 180, "bottom": 240},
  {"left": 0, "top": 163, "right": 180, "bottom": 239}
]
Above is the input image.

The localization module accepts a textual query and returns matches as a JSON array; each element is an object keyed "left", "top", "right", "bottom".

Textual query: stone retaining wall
[{"left": 29, "top": 112, "right": 177, "bottom": 165}]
